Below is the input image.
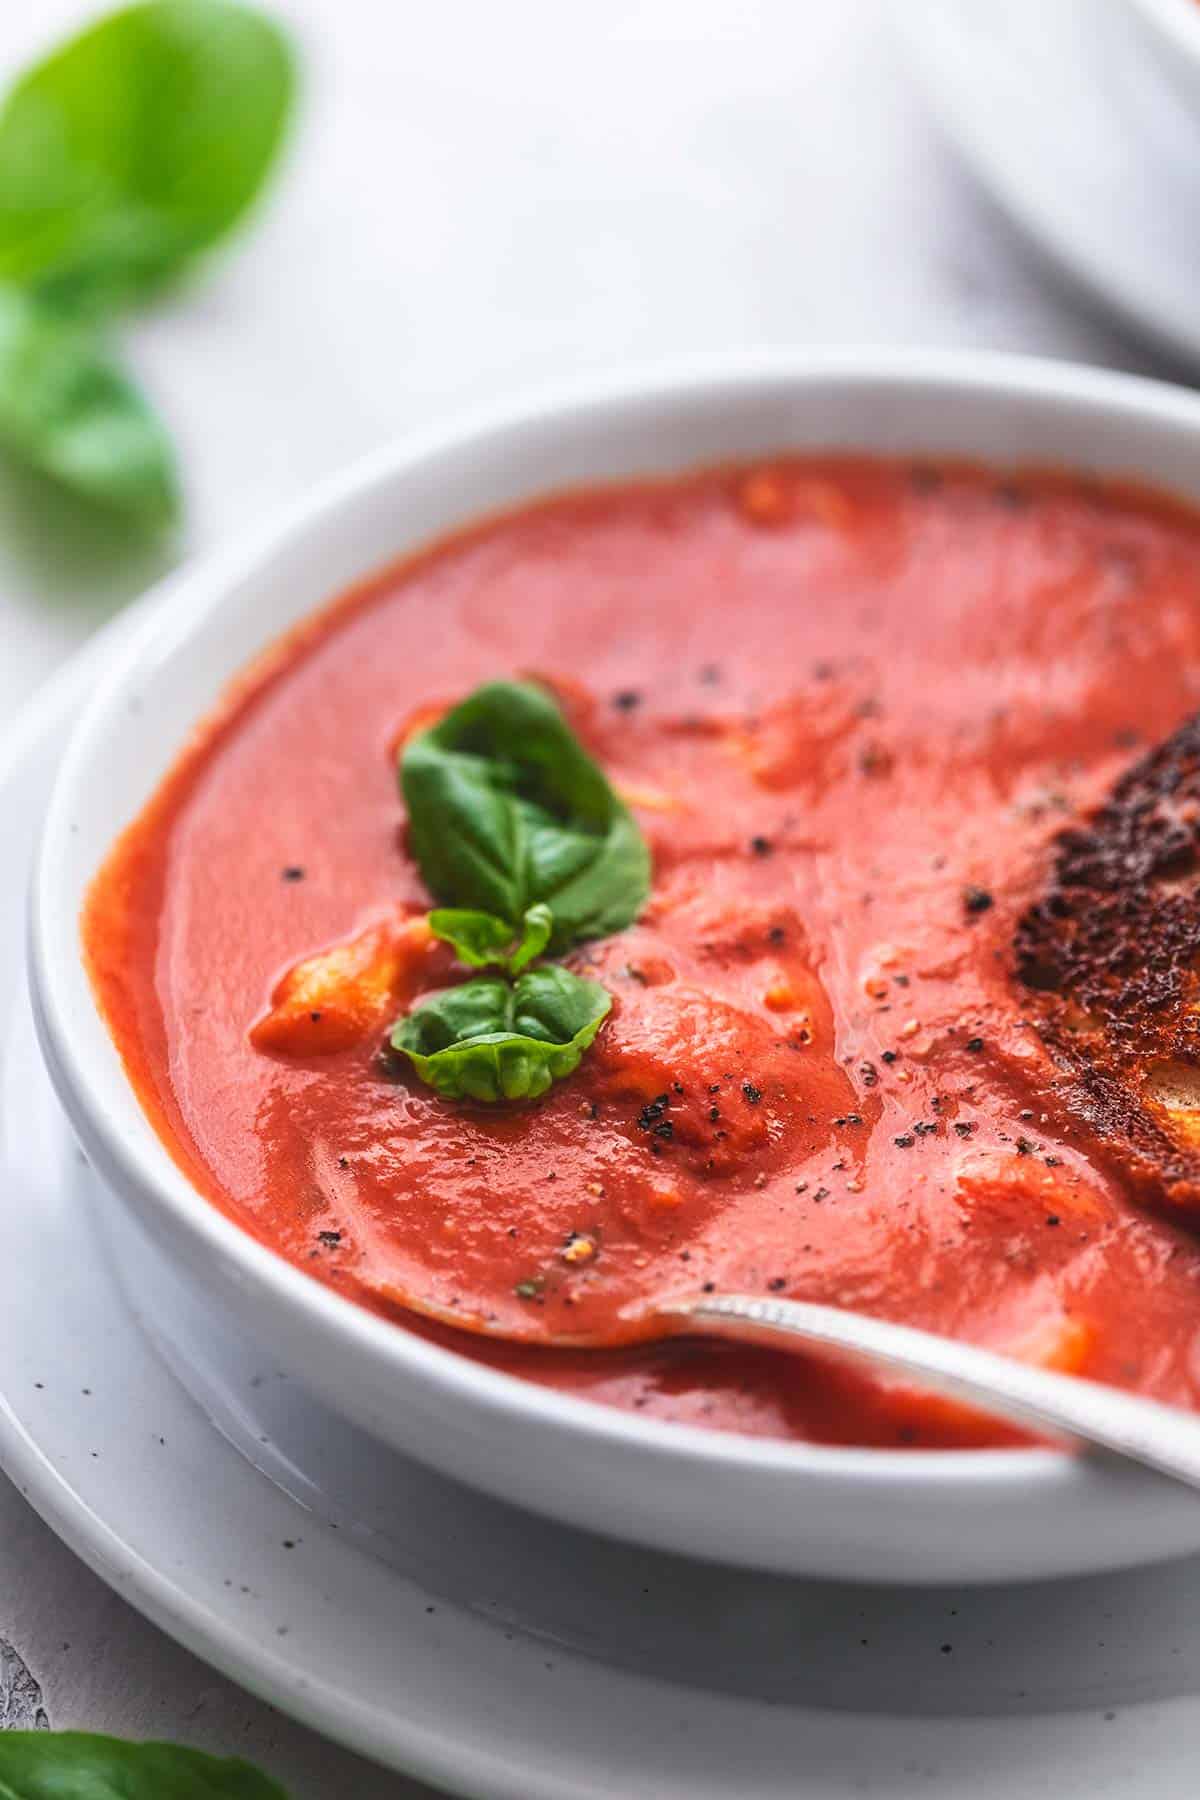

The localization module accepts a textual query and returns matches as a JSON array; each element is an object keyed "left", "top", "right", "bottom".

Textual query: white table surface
[{"left": 0, "top": 1, "right": 1187, "bottom": 1792}]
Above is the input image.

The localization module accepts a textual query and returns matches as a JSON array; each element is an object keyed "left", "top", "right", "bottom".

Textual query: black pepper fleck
[
  {"left": 994, "top": 481, "right": 1030, "bottom": 509},
  {"left": 638, "top": 1095, "right": 672, "bottom": 1131}
]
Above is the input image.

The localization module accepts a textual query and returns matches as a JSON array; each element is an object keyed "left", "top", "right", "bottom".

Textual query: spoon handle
[{"left": 665, "top": 1293, "right": 1200, "bottom": 1489}]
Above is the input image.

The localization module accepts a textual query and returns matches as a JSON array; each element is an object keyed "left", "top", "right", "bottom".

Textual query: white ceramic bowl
[{"left": 29, "top": 350, "right": 1200, "bottom": 1583}]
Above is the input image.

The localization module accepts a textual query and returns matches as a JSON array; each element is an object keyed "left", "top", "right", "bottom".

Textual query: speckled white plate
[
  {"left": 899, "top": 0, "right": 1200, "bottom": 367},
  {"left": 9, "top": 627, "right": 1200, "bottom": 1795}
]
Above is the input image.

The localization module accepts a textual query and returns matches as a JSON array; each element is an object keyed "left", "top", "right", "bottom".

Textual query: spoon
[
  {"left": 644, "top": 1291, "right": 1200, "bottom": 1488},
  {"left": 410, "top": 1282, "right": 1200, "bottom": 1490}
]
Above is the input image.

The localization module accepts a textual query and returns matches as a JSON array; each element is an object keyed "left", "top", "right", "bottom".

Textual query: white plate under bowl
[
  {"left": 11, "top": 632, "right": 1200, "bottom": 1795},
  {"left": 28, "top": 350, "right": 1200, "bottom": 1584},
  {"left": 898, "top": 0, "right": 1200, "bottom": 368}
]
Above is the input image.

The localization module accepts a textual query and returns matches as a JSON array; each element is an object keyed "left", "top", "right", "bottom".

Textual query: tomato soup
[{"left": 84, "top": 457, "right": 1200, "bottom": 1449}]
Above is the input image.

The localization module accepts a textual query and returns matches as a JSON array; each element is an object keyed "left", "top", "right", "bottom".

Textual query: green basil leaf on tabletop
[
  {"left": 401, "top": 680, "right": 651, "bottom": 954},
  {"left": 0, "top": 0, "right": 297, "bottom": 315},
  {"left": 0, "top": 285, "right": 177, "bottom": 521},
  {"left": 429, "top": 901, "right": 553, "bottom": 973},
  {"left": 391, "top": 965, "right": 612, "bottom": 1102},
  {"left": 0, "top": 1730, "right": 289, "bottom": 1798}
]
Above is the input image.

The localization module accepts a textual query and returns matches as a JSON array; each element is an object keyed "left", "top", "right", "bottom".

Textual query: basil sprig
[
  {"left": 401, "top": 679, "right": 650, "bottom": 953},
  {"left": 0, "top": 0, "right": 296, "bottom": 522},
  {"left": 0, "top": 1730, "right": 287, "bottom": 1796},
  {"left": 392, "top": 680, "right": 648, "bottom": 1102},
  {"left": 428, "top": 900, "right": 552, "bottom": 974},
  {"left": 392, "top": 965, "right": 611, "bottom": 1102}
]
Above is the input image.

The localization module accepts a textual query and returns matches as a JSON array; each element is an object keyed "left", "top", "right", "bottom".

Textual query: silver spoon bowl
[{"left": 660, "top": 1291, "right": 1200, "bottom": 1489}]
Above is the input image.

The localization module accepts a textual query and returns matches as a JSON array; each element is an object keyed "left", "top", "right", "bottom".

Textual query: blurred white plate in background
[{"left": 899, "top": 0, "right": 1200, "bottom": 367}]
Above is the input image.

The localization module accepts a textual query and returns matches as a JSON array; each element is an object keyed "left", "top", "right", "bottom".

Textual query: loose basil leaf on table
[
  {"left": 401, "top": 680, "right": 651, "bottom": 954},
  {"left": 0, "top": 0, "right": 297, "bottom": 316},
  {"left": 0, "top": 285, "right": 177, "bottom": 523},
  {"left": 429, "top": 901, "right": 553, "bottom": 973},
  {"left": 0, "top": 1730, "right": 288, "bottom": 1797},
  {"left": 391, "top": 965, "right": 612, "bottom": 1102}
]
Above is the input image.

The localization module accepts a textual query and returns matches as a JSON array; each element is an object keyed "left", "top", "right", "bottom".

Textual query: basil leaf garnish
[
  {"left": 0, "top": 1730, "right": 288, "bottom": 1797},
  {"left": 429, "top": 901, "right": 552, "bottom": 974},
  {"left": 394, "top": 682, "right": 645, "bottom": 1100},
  {"left": 0, "top": 286, "right": 177, "bottom": 523},
  {"left": 391, "top": 966, "right": 611, "bottom": 1102},
  {"left": 0, "top": 0, "right": 297, "bottom": 316},
  {"left": 401, "top": 680, "right": 650, "bottom": 954}
]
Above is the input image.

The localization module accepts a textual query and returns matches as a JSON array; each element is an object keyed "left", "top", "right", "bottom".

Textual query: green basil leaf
[
  {"left": 507, "top": 900, "right": 554, "bottom": 972},
  {"left": 391, "top": 965, "right": 611, "bottom": 1102},
  {"left": 0, "top": 285, "right": 177, "bottom": 521},
  {"left": 401, "top": 681, "right": 650, "bottom": 954},
  {"left": 429, "top": 901, "right": 553, "bottom": 973},
  {"left": 428, "top": 908, "right": 513, "bottom": 967},
  {"left": 0, "top": 1730, "right": 288, "bottom": 1797},
  {"left": 0, "top": 0, "right": 297, "bottom": 314}
]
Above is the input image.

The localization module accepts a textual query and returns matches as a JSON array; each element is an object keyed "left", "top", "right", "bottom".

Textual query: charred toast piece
[{"left": 1016, "top": 713, "right": 1200, "bottom": 1218}]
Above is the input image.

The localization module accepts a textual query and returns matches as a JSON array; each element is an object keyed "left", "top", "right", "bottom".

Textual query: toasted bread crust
[{"left": 1016, "top": 714, "right": 1200, "bottom": 1213}]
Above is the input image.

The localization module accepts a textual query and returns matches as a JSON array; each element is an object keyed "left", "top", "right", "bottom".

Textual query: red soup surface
[{"left": 85, "top": 456, "right": 1200, "bottom": 1450}]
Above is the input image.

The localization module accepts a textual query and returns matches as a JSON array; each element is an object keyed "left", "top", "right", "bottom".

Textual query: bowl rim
[{"left": 33, "top": 343, "right": 1200, "bottom": 1506}]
